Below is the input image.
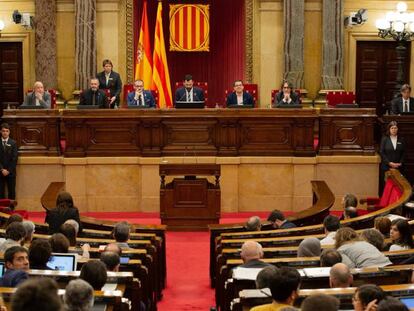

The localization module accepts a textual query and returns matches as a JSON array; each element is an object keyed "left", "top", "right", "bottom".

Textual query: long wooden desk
[{"left": 2, "top": 108, "right": 378, "bottom": 157}]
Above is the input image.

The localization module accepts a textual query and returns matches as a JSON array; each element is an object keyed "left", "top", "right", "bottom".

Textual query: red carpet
[{"left": 157, "top": 232, "right": 215, "bottom": 311}]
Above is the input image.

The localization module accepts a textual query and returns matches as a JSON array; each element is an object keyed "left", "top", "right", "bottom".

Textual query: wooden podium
[{"left": 159, "top": 164, "right": 221, "bottom": 230}]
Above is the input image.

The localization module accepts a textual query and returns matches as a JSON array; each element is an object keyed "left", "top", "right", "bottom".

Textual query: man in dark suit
[
  {"left": 96, "top": 59, "right": 122, "bottom": 108},
  {"left": 174, "top": 74, "right": 205, "bottom": 105},
  {"left": 267, "top": 209, "right": 296, "bottom": 229},
  {"left": 79, "top": 78, "right": 108, "bottom": 108},
  {"left": 391, "top": 84, "right": 414, "bottom": 114},
  {"left": 238, "top": 241, "right": 270, "bottom": 269},
  {"left": 0, "top": 246, "right": 29, "bottom": 287},
  {"left": 273, "top": 80, "right": 300, "bottom": 107},
  {"left": 0, "top": 123, "right": 18, "bottom": 200},
  {"left": 127, "top": 79, "right": 156, "bottom": 108},
  {"left": 226, "top": 80, "right": 254, "bottom": 108},
  {"left": 22, "top": 81, "right": 51, "bottom": 108}
]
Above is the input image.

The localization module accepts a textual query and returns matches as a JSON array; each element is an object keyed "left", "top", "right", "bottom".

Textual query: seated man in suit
[
  {"left": 0, "top": 246, "right": 29, "bottom": 287},
  {"left": 391, "top": 84, "right": 414, "bottom": 114},
  {"left": 238, "top": 241, "right": 270, "bottom": 269},
  {"left": 174, "top": 74, "right": 205, "bottom": 105},
  {"left": 272, "top": 80, "right": 300, "bottom": 107},
  {"left": 226, "top": 80, "right": 254, "bottom": 108},
  {"left": 79, "top": 78, "right": 108, "bottom": 108},
  {"left": 267, "top": 209, "right": 296, "bottom": 229},
  {"left": 22, "top": 81, "right": 51, "bottom": 108},
  {"left": 127, "top": 79, "right": 156, "bottom": 108}
]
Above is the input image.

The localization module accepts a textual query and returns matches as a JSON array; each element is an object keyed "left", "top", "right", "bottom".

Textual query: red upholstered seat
[
  {"left": 271, "top": 89, "right": 302, "bottom": 105},
  {"left": 326, "top": 91, "right": 356, "bottom": 107},
  {"left": 175, "top": 82, "right": 208, "bottom": 107},
  {"left": 224, "top": 83, "right": 258, "bottom": 108},
  {"left": 123, "top": 84, "right": 159, "bottom": 108},
  {"left": 27, "top": 89, "right": 57, "bottom": 109},
  {"left": 363, "top": 177, "right": 403, "bottom": 211}
]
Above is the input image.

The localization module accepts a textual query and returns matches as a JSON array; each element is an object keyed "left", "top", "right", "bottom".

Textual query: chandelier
[{"left": 376, "top": 2, "right": 414, "bottom": 41}]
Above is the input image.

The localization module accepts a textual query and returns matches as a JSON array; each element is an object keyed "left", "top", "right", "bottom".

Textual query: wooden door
[
  {"left": 0, "top": 42, "right": 23, "bottom": 111},
  {"left": 356, "top": 41, "right": 411, "bottom": 116}
]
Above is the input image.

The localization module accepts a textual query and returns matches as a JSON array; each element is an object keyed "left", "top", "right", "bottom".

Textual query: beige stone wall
[{"left": 15, "top": 156, "right": 380, "bottom": 213}]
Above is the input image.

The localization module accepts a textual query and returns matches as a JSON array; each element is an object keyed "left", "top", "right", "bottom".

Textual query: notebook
[{"left": 46, "top": 253, "right": 77, "bottom": 271}]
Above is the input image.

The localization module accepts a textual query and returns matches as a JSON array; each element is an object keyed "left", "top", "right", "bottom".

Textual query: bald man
[
  {"left": 245, "top": 216, "right": 261, "bottom": 231},
  {"left": 23, "top": 81, "right": 51, "bottom": 108},
  {"left": 329, "top": 263, "right": 353, "bottom": 288},
  {"left": 238, "top": 241, "right": 270, "bottom": 268}
]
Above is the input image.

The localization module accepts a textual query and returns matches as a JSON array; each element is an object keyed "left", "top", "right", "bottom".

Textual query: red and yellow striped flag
[
  {"left": 135, "top": 0, "right": 152, "bottom": 87},
  {"left": 152, "top": 1, "right": 172, "bottom": 108}
]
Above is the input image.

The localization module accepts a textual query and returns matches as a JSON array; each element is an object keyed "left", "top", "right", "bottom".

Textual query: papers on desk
[
  {"left": 301, "top": 267, "right": 331, "bottom": 278},
  {"left": 386, "top": 214, "right": 407, "bottom": 221},
  {"left": 101, "top": 283, "right": 118, "bottom": 291},
  {"left": 232, "top": 267, "right": 264, "bottom": 280}
]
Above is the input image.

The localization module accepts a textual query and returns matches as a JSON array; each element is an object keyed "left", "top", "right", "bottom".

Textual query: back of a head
[
  {"left": 270, "top": 267, "right": 301, "bottom": 303},
  {"left": 374, "top": 217, "right": 391, "bottom": 236},
  {"left": 64, "top": 279, "right": 94, "bottom": 311},
  {"left": 56, "top": 191, "right": 74, "bottom": 210},
  {"left": 377, "top": 297, "right": 409, "bottom": 311},
  {"left": 335, "top": 227, "right": 359, "bottom": 249},
  {"left": 80, "top": 260, "right": 108, "bottom": 290},
  {"left": 113, "top": 222, "right": 130, "bottom": 243},
  {"left": 11, "top": 277, "right": 62, "bottom": 311},
  {"left": 323, "top": 215, "right": 340, "bottom": 232},
  {"left": 343, "top": 193, "right": 358, "bottom": 208},
  {"left": 297, "top": 238, "right": 321, "bottom": 257},
  {"left": 22, "top": 221, "right": 35, "bottom": 242},
  {"left": 6, "top": 221, "right": 26, "bottom": 242},
  {"left": 361, "top": 228, "right": 385, "bottom": 251},
  {"left": 320, "top": 249, "right": 342, "bottom": 267},
  {"left": 240, "top": 241, "right": 263, "bottom": 262},
  {"left": 29, "top": 239, "right": 52, "bottom": 267},
  {"left": 50, "top": 233, "right": 70, "bottom": 253},
  {"left": 267, "top": 209, "right": 285, "bottom": 223},
  {"left": 301, "top": 294, "right": 340, "bottom": 311},
  {"left": 104, "top": 243, "right": 122, "bottom": 256},
  {"left": 330, "top": 263, "right": 352, "bottom": 288},
  {"left": 356, "top": 284, "right": 386, "bottom": 308},
  {"left": 246, "top": 216, "right": 261, "bottom": 231},
  {"left": 392, "top": 218, "right": 414, "bottom": 247},
  {"left": 60, "top": 223, "right": 77, "bottom": 246},
  {"left": 4, "top": 214, "right": 23, "bottom": 228},
  {"left": 64, "top": 219, "right": 80, "bottom": 236},
  {"left": 100, "top": 251, "right": 120, "bottom": 271},
  {"left": 344, "top": 206, "right": 358, "bottom": 219},
  {"left": 256, "top": 265, "right": 278, "bottom": 289}
]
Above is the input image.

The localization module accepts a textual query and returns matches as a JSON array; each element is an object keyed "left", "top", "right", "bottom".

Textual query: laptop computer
[
  {"left": 174, "top": 101, "right": 205, "bottom": 109},
  {"left": 46, "top": 253, "right": 77, "bottom": 271},
  {"left": 0, "top": 262, "right": 5, "bottom": 277},
  {"left": 76, "top": 105, "right": 100, "bottom": 109},
  {"left": 400, "top": 297, "right": 414, "bottom": 308}
]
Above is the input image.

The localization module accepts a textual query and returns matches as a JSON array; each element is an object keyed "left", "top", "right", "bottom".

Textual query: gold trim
[
  {"left": 245, "top": 0, "right": 253, "bottom": 83},
  {"left": 126, "top": 0, "right": 134, "bottom": 84}
]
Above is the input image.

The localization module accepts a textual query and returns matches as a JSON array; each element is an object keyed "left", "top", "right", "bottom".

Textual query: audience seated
[
  {"left": 389, "top": 219, "right": 413, "bottom": 251},
  {"left": 0, "top": 246, "right": 29, "bottom": 287},
  {"left": 256, "top": 265, "right": 279, "bottom": 289},
  {"left": 352, "top": 284, "right": 386, "bottom": 311},
  {"left": 239, "top": 241, "right": 270, "bottom": 269},
  {"left": 28, "top": 239, "right": 52, "bottom": 270},
  {"left": 100, "top": 251, "right": 120, "bottom": 272},
  {"left": 11, "top": 277, "right": 62, "bottom": 311},
  {"left": 3, "top": 213, "right": 23, "bottom": 228},
  {"left": 50, "top": 233, "right": 70, "bottom": 253},
  {"left": 320, "top": 249, "right": 342, "bottom": 267},
  {"left": 0, "top": 222, "right": 26, "bottom": 252},
  {"left": 374, "top": 217, "right": 391, "bottom": 238},
  {"left": 80, "top": 260, "right": 108, "bottom": 290},
  {"left": 335, "top": 227, "right": 392, "bottom": 268},
  {"left": 251, "top": 267, "right": 301, "bottom": 311},
  {"left": 45, "top": 191, "right": 82, "bottom": 234},
  {"left": 361, "top": 229, "right": 385, "bottom": 251},
  {"left": 297, "top": 238, "right": 321, "bottom": 257},
  {"left": 245, "top": 216, "right": 261, "bottom": 231},
  {"left": 113, "top": 221, "right": 131, "bottom": 249},
  {"left": 329, "top": 263, "right": 353, "bottom": 288},
  {"left": 267, "top": 210, "right": 296, "bottom": 229},
  {"left": 344, "top": 206, "right": 358, "bottom": 219},
  {"left": 104, "top": 242, "right": 122, "bottom": 256},
  {"left": 340, "top": 194, "right": 358, "bottom": 220},
  {"left": 64, "top": 279, "right": 94, "bottom": 311},
  {"left": 377, "top": 297, "right": 409, "bottom": 311},
  {"left": 320, "top": 215, "right": 340, "bottom": 245},
  {"left": 60, "top": 223, "right": 90, "bottom": 258},
  {"left": 64, "top": 219, "right": 80, "bottom": 236},
  {"left": 300, "top": 294, "right": 339, "bottom": 311},
  {"left": 21, "top": 220, "right": 35, "bottom": 248}
]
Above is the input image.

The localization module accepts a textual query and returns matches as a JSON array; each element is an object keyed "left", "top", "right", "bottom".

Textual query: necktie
[
  {"left": 405, "top": 100, "right": 409, "bottom": 112},
  {"left": 92, "top": 92, "right": 96, "bottom": 106},
  {"left": 3, "top": 141, "right": 6, "bottom": 149},
  {"left": 106, "top": 74, "right": 110, "bottom": 86},
  {"left": 138, "top": 94, "right": 143, "bottom": 106},
  {"left": 187, "top": 91, "right": 191, "bottom": 102}
]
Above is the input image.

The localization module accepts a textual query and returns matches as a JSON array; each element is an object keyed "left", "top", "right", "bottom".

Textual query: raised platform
[{"left": 15, "top": 155, "right": 380, "bottom": 214}]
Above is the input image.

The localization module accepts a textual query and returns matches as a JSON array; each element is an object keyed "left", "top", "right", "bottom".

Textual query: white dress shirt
[
  {"left": 390, "top": 135, "right": 398, "bottom": 150},
  {"left": 237, "top": 94, "right": 243, "bottom": 105},
  {"left": 320, "top": 231, "right": 336, "bottom": 246},
  {"left": 186, "top": 88, "right": 194, "bottom": 102}
]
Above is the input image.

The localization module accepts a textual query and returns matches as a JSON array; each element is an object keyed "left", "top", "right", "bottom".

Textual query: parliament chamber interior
[{"left": 1, "top": 0, "right": 414, "bottom": 310}]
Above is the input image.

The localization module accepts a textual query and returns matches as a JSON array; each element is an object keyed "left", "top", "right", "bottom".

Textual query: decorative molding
[
  {"left": 245, "top": 0, "right": 254, "bottom": 83},
  {"left": 126, "top": 0, "right": 134, "bottom": 84}
]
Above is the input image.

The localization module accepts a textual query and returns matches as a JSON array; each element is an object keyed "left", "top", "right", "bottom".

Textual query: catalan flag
[
  {"left": 152, "top": 1, "right": 172, "bottom": 108},
  {"left": 170, "top": 4, "right": 210, "bottom": 52},
  {"left": 135, "top": 0, "right": 152, "bottom": 87}
]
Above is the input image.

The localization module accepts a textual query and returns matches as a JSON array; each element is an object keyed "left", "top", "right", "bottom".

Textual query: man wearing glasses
[
  {"left": 226, "top": 80, "right": 254, "bottom": 108},
  {"left": 127, "top": 79, "right": 156, "bottom": 108}
]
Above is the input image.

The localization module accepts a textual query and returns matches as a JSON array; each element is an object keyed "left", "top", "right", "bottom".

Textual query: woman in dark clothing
[{"left": 45, "top": 192, "right": 82, "bottom": 234}]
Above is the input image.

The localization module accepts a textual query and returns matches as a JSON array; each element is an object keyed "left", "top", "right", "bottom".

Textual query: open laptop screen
[{"left": 46, "top": 253, "right": 77, "bottom": 271}]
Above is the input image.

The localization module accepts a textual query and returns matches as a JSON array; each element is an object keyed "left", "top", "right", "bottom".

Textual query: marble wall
[{"left": 16, "top": 156, "right": 380, "bottom": 213}]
